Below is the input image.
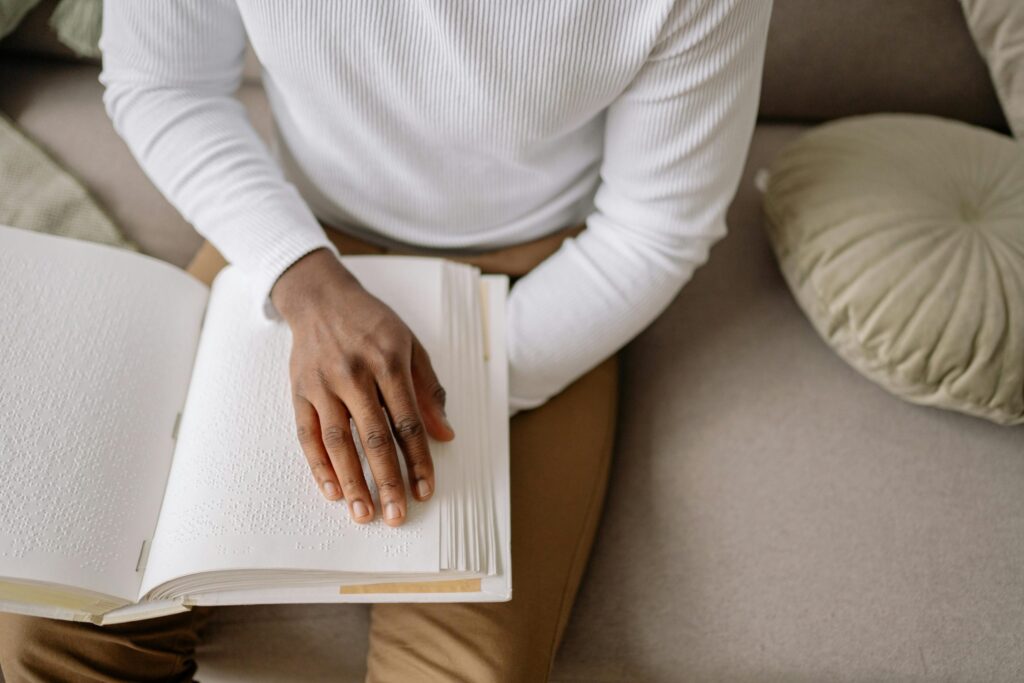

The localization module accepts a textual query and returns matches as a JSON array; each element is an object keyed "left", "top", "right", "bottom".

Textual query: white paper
[
  {"left": 0, "top": 226, "right": 208, "bottom": 600},
  {"left": 480, "top": 275, "right": 512, "bottom": 599}
]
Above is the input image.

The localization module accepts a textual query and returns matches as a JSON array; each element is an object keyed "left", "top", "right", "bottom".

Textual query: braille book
[{"left": 0, "top": 225, "right": 511, "bottom": 625}]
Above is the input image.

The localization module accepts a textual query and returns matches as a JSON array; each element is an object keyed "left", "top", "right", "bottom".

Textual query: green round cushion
[{"left": 763, "top": 114, "right": 1024, "bottom": 426}]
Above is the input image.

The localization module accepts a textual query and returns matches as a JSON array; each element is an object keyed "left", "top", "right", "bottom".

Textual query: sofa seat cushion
[
  {"left": 552, "top": 124, "right": 1024, "bottom": 683},
  {"left": 763, "top": 114, "right": 1024, "bottom": 425}
]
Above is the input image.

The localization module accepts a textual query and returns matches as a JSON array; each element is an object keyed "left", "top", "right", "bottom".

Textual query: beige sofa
[{"left": 2, "top": 2, "right": 1022, "bottom": 681}]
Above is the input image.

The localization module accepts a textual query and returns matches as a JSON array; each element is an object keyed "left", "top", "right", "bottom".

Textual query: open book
[{"left": 0, "top": 225, "right": 510, "bottom": 625}]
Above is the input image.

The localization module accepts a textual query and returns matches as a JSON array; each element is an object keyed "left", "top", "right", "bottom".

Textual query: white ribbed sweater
[{"left": 100, "top": 0, "right": 771, "bottom": 411}]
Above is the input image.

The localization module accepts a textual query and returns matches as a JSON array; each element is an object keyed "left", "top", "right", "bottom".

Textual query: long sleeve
[
  {"left": 99, "top": 0, "right": 337, "bottom": 309},
  {"left": 505, "top": 0, "right": 771, "bottom": 411},
  {"left": 100, "top": 0, "right": 770, "bottom": 411}
]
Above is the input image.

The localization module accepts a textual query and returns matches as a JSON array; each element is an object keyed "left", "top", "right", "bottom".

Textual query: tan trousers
[{"left": 0, "top": 226, "right": 618, "bottom": 683}]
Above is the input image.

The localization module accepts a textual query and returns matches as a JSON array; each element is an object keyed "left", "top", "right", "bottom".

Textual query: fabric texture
[
  {"left": 0, "top": 608, "right": 210, "bottom": 682},
  {"left": 0, "top": 111, "right": 132, "bottom": 250},
  {"left": 98, "top": 0, "right": 771, "bottom": 412},
  {"left": 764, "top": 114, "right": 1024, "bottom": 425},
  {"left": 961, "top": 0, "right": 1024, "bottom": 138},
  {"left": 0, "top": 228, "right": 620, "bottom": 683},
  {"left": 48, "top": 0, "right": 101, "bottom": 58},
  {"left": 0, "top": 0, "right": 35, "bottom": 40},
  {"left": 0, "top": 0, "right": 100, "bottom": 56}
]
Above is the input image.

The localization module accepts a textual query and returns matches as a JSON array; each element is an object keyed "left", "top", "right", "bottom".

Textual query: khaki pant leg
[
  {"left": 0, "top": 608, "right": 212, "bottom": 683},
  {"left": 365, "top": 356, "right": 619, "bottom": 683}
]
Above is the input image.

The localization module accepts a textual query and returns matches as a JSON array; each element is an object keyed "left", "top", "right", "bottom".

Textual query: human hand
[{"left": 271, "top": 248, "right": 454, "bottom": 526}]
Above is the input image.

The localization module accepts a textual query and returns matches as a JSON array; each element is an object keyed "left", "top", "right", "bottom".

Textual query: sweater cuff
[
  {"left": 257, "top": 232, "right": 341, "bottom": 321},
  {"left": 508, "top": 394, "right": 544, "bottom": 416},
  {"left": 200, "top": 194, "right": 340, "bottom": 320}
]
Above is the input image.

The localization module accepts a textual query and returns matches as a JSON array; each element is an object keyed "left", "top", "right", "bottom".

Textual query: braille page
[
  {"left": 141, "top": 261, "right": 447, "bottom": 597},
  {"left": 0, "top": 225, "right": 209, "bottom": 601}
]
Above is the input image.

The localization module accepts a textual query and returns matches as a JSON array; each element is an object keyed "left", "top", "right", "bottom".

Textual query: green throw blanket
[
  {"left": 0, "top": 0, "right": 101, "bottom": 57},
  {"left": 0, "top": 112, "right": 134, "bottom": 250}
]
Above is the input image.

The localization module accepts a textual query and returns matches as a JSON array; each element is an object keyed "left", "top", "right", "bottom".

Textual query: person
[{"left": 0, "top": 1, "right": 771, "bottom": 681}]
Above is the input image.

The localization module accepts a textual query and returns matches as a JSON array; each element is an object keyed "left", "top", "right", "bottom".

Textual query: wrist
[{"left": 270, "top": 248, "right": 361, "bottom": 321}]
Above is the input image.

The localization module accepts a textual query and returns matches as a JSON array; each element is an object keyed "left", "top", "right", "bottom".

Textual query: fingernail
[
  {"left": 416, "top": 479, "right": 432, "bottom": 499},
  {"left": 352, "top": 500, "right": 369, "bottom": 519},
  {"left": 323, "top": 481, "right": 339, "bottom": 498},
  {"left": 384, "top": 502, "right": 402, "bottom": 521},
  {"left": 442, "top": 414, "right": 455, "bottom": 435}
]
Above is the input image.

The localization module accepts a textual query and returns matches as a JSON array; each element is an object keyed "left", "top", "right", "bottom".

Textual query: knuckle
[
  {"left": 377, "top": 350, "right": 405, "bottom": 377},
  {"left": 340, "top": 356, "right": 370, "bottom": 382},
  {"left": 431, "top": 384, "right": 447, "bottom": 407},
  {"left": 392, "top": 416, "right": 424, "bottom": 441},
  {"left": 355, "top": 331, "right": 378, "bottom": 348},
  {"left": 341, "top": 474, "right": 364, "bottom": 490},
  {"left": 292, "top": 375, "right": 314, "bottom": 398},
  {"left": 376, "top": 477, "right": 402, "bottom": 493},
  {"left": 347, "top": 354, "right": 369, "bottom": 376},
  {"left": 407, "top": 450, "right": 432, "bottom": 470},
  {"left": 308, "top": 458, "right": 332, "bottom": 476},
  {"left": 296, "top": 423, "right": 317, "bottom": 446},
  {"left": 321, "top": 424, "right": 351, "bottom": 450},
  {"left": 363, "top": 429, "right": 393, "bottom": 453}
]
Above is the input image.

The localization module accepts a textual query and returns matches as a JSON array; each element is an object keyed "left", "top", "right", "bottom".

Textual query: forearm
[
  {"left": 100, "top": 0, "right": 335, "bottom": 309},
  {"left": 506, "top": 211, "right": 718, "bottom": 412},
  {"left": 506, "top": 0, "right": 771, "bottom": 411}
]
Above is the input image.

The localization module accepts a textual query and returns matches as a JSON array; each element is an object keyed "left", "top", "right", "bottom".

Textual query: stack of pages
[{"left": 0, "top": 225, "right": 510, "bottom": 624}]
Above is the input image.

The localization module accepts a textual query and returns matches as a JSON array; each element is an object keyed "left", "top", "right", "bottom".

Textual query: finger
[
  {"left": 411, "top": 338, "right": 454, "bottom": 441},
  {"left": 313, "top": 394, "right": 375, "bottom": 523},
  {"left": 292, "top": 397, "right": 342, "bottom": 501},
  {"left": 346, "top": 384, "right": 408, "bottom": 527},
  {"left": 378, "top": 365, "right": 434, "bottom": 503}
]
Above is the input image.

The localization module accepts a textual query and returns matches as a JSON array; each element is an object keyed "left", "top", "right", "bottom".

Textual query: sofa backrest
[
  {"left": 761, "top": 0, "right": 1007, "bottom": 130},
  {"left": 2, "top": 0, "right": 1009, "bottom": 132}
]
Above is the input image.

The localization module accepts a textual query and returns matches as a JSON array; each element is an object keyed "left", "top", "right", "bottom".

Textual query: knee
[{"left": 368, "top": 603, "right": 551, "bottom": 683}]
